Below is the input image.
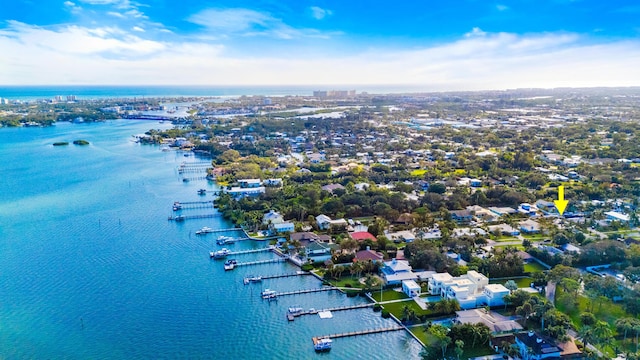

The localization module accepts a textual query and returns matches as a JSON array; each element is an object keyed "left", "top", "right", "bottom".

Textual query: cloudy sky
[{"left": 1, "top": 0, "right": 640, "bottom": 90}]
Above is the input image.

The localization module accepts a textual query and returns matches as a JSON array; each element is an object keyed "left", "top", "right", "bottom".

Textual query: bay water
[{"left": 0, "top": 120, "right": 422, "bottom": 359}]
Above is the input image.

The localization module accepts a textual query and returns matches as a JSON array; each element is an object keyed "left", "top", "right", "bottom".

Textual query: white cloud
[
  {"left": 64, "top": 1, "right": 82, "bottom": 14},
  {"left": 187, "top": 8, "right": 333, "bottom": 39},
  {"left": 496, "top": 4, "right": 509, "bottom": 11},
  {"left": 1, "top": 22, "right": 639, "bottom": 90},
  {"left": 310, "top": 6, "right": 332, "bottom": 20},
  {"left": 132, "top": 26, "right": 144, "bottom": 32}
]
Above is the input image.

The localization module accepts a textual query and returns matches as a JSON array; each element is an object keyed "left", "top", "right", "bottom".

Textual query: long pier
[
  {"left": 291, "top": 303, "right": 374, "bottom": 318},
  {"left": 168, "top": 214, "right": 219, "bottom": 221},
  {"left": 179, "top": 162, "right": 211, "bottom": 168},
  {"left": 235, "top": 258, "right": 287, "bottom": 267},
  {"left": 262, "top": 271, "right": 310, "bottom": 280},
  {"left": 199, "top": 227, "right": 244, "bottom": 234},
  {"left": 228, "top": 247, "right": 273, "bottom": 256},
  {"left": 312, "top": 326, "right": 404, "bottom": 344},
  {"left": 274, "top": 287, "right": 339, "bottom": 297}
]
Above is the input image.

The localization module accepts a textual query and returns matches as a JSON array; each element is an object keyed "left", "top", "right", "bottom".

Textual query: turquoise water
[{"left": 0, "top": 120, "right": 423, "bottom": 359}]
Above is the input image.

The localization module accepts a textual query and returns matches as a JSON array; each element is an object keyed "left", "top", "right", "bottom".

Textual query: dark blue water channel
[{"left": 0, "top": 120, "right": 423, "bottom": 359}]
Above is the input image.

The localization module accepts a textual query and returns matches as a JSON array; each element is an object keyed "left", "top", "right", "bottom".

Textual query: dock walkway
[
  {"left": 262, "top": 271, "right": 310, "bottom": 280},
  {"left": 292, "top": 303, "right": 374, "bottom": 318},
  {"left": 168, "top": 213, "right": 219, "bottom": 221},
  {"left": 312, "top": 326, "right": 403, "bottom": 344},
  {"left": 228, "top": 247, "right": 273, "bottom": 256},
  {"left": 275, "top": 287, "right": 339, "bottom": 297},
  {"left": 235, "top": 258, "right": 287, "bottom": 267}
]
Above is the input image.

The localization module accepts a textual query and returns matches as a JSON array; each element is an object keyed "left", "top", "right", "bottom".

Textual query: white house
[
  {"left": 381, "top": 259, "right": 417, "bottom": 285},
  {"left": 402, "top": 280, "right": 421, "bottom": 297},
  {"left": 263, "top": 210, "right": 284, "bottom": 225},
  {"left": 426, "top": 271, "right": 507, "bottom": 309},
  {"left": 271, "top": 222, "right": 295, "bottom": 234},
  {"left": 227, "top": 186, "right": 265, "bottom": 198},
  {"left": 238, "top": 179, "right": 262, "bottom": 188},
  {"left": 605, "top": 211, "right": 631, "bottom": 224},
  {"left": 316, "top": 214, "right": 332, "bottom": 230}
]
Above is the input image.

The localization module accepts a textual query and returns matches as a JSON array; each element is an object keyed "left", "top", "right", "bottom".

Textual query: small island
[
  {"left": 73, "top": 140, "right": 90, "bottom": 145},
  {"left": 52, "top": 142, "right": 69, "bottom": 146}
]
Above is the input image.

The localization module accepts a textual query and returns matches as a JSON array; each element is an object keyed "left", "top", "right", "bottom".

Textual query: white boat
[
  {"left": 195, "top": 226, "right": 214, "bottom": 235},
  {"left": 216, "top": 236, "right": 235, "bottom": 245},
  {"left": 244, "top": 275, "right": 262, "bottom": 284},
  {"left": 224, "top": 261, "right": 235, "bottom": 271},
  {"left": 210, "top": 248, "right": 230, "bottom": 259},
  {"left": 261, "top": 289, "right": 277, "bottom": 299},
  {"left": 314, "top": 338, "right": 332, "bottom": 352},
  {"left": 287, "top": 307, "right": 304, "bottom": 315}
]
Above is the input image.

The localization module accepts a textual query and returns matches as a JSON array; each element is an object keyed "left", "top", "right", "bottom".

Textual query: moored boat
[
  {"left": 314, "top": 338, "right": 332, "bottom": 352},
  {"left": 261, "top": 289, "right": 277, "bottom": 299},
  {"left": 197, "top": 189, "right": 206, "bottom": 195},
  {"left": 195, "top": 226, "right": 214, "bottom": 235},
  {"left": 216, "top": 236, "right": 235, "bottom": 245},
  {"left": 210, "top": 248, "right": 230, "bottom": 259},
  {"left": 243, "top": 275, "right": 262, "bottom": 284},
  {"left": 287, "top": 307, "right": 303, "bottom": 315}
]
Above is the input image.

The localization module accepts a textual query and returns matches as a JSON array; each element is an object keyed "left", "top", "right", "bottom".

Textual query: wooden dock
[
  {"left": 235, "top": 258, "right": 287, "bottom": 267},
  {"left": 228, "top": 247, "right": 273, "bottom": 256},
  {"left": 291, "top": 303, "right": 374, "bottom": 318},
  {"left": 168, "top": 213, "right": 219, "bottom": 221},
  {"left": 172, "top": 201, "right": 214, "bottom": 210},
  {"left": 261, "top": 271, "right": 310, "bottom": 280},
  {"left": 312, "top": 326, "right": 404, "bottom": 344},
  {"left": 274, "top": 287, "right": 339, "bottom": 297}
]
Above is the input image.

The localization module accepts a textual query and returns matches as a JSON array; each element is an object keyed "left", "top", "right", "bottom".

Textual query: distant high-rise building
[
  {"left": 313, "top": 90, "right": 356, "bottom": 98},
  {"left": 264, "top": 98, "right": 272, "bottom": 105},
  {"left": 0, "top": 98, "right": 9, "bottom": 105},
  {"left": 67, "top": 95, "right": 77, "bottom": 101}
]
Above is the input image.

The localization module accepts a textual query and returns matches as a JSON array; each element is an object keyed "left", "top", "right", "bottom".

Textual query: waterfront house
[
  {"left": 402, "top": 280, "right": 421, "bottom": 297},
  {"left": 263, "top": 178, "right": 283, "bottom": 187},
  {"left": 455, "top": 309, "right": 523, "bottom": 334},
  {"left": 426, "top": 270, "right": 508, "bottom": 309},
  {"left": 488, "top": 207, "right": 517, "bottom": 217},
  {"left": 226, "top": 186, "right": 265, "bottom": 198},
  {"left": 381, "top": 259, "right": 417, "bottom": 285},
  {"left": 271, "top": 222, "right": 295, "bottom": 234},
  {"left": 515, "top": 331, "right": 561, "bottom": 360},
  {"left": 263, "top": 210, "right": 285, "bottom": 225},
  {"left": 290, "top": 232, "right": 331, "bottom": 244},
  {"left": 238, "top": 179, "right": 262, "bottom": 188},
  {"left": 305, "top": 241, "right": 334, "bottom": 263}
]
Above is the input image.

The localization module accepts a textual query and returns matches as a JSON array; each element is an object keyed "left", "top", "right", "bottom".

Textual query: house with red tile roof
[{"left": 349, "top": 231, "right": 377, "bottom": 242}]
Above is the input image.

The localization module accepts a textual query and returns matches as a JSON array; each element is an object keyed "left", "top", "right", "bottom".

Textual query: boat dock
[
  {"left": 290, "top": 303, "right": 374, "bottom": 318},
  {"left": 311, "top": 326, "right": 404, "bottom": 344},
  {"left": 168, "top": 213, "right": 219, "bottom": 221},
  {"left": 172, "top": 201, "right": 214, "bottom": 210},
  {"left": 262, "top": 271, "right": 310, "bottom": 280},
  {"left": 274, "top": 287, "right": 339, "bottom": 297},
  {"left": 228, "top": 247, "right": 273, "bottom": 256},
  {"left": 234, "top": 258, "right": 288, "bottom": 267}
]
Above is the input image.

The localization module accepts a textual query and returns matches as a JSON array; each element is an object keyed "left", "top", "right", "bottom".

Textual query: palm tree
[
  {"left": 616, "top": 317, "right": 636, "bottom": 343},
  {"left": 593, "top": 321, "right": 613, "bottom": 349}
]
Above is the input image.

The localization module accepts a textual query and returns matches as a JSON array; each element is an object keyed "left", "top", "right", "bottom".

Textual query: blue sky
[{"left": 1, "top": 0, "right": 639, "bottom": 89}]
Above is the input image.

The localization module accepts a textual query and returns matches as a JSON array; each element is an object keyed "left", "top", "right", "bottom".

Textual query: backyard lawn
[
  {"left": 524, "top": 261, "right": 546, "bottom": 273},
  {"left": 382, "top": 299, "right": 431, "bottom": 319},
  {"left": 370, "top": 289, "right": 409, "bottom": 302},
  {"left": 490, "top": 277, "right": 533, "bottom": 289}
]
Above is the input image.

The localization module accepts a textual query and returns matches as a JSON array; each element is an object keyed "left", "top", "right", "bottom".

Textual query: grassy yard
[
  {"left": 555, "top": 287, "right": 634, "bottom": 357},
  {"left": 370, "top": 289, "right": 410, "bottom": 302},
  {"left": 492, "top": 244, "right": 525, "bottom": 251},
  {"left": 494, "top": 236, "right": 521, "bottom": 242},
  {"left": 409, "top": 327, "right": 496, "bottom": 358},
  {"left": 382, "top": 300, "right": 432, "bottom": 319},
  {"left": 522, "top": 234, "right": 546, "bottom": 241},
  {"left": 524, "top": 262, "right": 546, "bottom": 273},
  {"left": 326, "top": 275, "right": 364, "bottom": 289}
]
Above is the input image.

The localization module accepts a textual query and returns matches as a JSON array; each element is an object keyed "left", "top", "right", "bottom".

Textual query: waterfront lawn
[
  {"left": 524, "top": 262, "right": 546, "bottom": 273},
  {"left": 382, "top": 300, "right": 432, "bottom": 319},
  {"left": 327, "top": 275, "right": 365, "bottom": 289},
  {"left": 371, "top": 289, "right": 410, "bottom": 302}
]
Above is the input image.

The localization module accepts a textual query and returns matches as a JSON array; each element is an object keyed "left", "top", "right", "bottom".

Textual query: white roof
[
  {"left": 432, "top": 273, "right": 453, "bottom": 281},
  {"left": 484, "top": 284, "right": 510, "bottom": 293},
  {"left": 402, "top": 280, "right": 420, "bottom": 289},
  {"left": 605, "top": 211, "right": 630, "bottom": 221}
]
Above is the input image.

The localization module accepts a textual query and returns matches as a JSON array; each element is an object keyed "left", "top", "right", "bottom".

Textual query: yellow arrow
[{"left": 554, "top": 185, "right": 569, "bottom": 216}]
